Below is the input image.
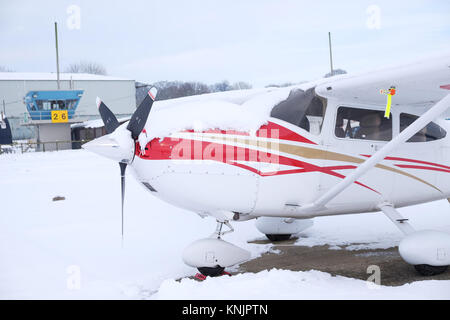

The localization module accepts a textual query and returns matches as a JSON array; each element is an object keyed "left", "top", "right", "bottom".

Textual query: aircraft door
[{"left": 320, "top": 105, "right": 395, "bottom": 206}]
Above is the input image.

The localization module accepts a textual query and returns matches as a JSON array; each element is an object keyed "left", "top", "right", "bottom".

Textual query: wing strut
[{"left": 296, "top": 94, "right": 450, "bottom": 215}]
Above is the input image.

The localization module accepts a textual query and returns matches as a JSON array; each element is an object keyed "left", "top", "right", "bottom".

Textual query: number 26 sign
[{"left": 51, "top": 110, "right": 68, "bottom": 123}]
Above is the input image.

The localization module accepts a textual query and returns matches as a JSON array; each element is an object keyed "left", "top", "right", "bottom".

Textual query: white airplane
[{"left": 84, "top": 55, "right": 450, "bottom": 278}]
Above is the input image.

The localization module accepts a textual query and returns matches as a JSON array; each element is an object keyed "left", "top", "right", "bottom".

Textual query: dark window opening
[
  {"left": 335, "top": 107, "right": 392, "bottom": 141},
  {"left": 400, "top": 113, "right": 446, "bottom": 142},
  {"left": 270, "top": 88, "right": 326, "bottom": 135}
]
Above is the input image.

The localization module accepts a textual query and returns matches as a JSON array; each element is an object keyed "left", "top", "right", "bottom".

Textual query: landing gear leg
[
  {"left": 380, "top": 203, "right": 449, "bottom": 276},
  {"left": 213, "top": 220, "right": 234, "bottom": 239},
  {"left": 379, "top": 204, "right": 415, "bottom": 236}
]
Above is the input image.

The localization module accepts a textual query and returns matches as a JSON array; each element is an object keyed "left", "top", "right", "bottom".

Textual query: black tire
[
  {"left": 197, "top": 266, "right": 225, "bottom": 277},
  {"left": 266, "top": 234, "right": 291, "bottom": 242},
  {"left": 414, "top": 264, "right": 448, "bottom": 276}
]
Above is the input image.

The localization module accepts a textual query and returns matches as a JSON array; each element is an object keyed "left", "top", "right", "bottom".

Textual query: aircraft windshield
[{"left": 270, "top": 88, "right": 326, "bottom": 135}]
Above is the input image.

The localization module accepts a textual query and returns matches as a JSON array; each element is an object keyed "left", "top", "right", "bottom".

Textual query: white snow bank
[
  {"left": 1, "top": 151, "right": 449, "bottom": 299},
  {"left": 152, "top": 268, "right": 450, "bottom": 300},
  {"left": 0, "top": 150, "right": 268, "bottom": 299}
]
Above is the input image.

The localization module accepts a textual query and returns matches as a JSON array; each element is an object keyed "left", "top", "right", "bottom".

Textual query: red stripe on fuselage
[
  {"left": 361, "top": 154, "right": 450, "bottom": 170},
  {"left": 395, "top": 164, "right": 450, "bottom": 173},
  {"left": 136, "top": 135, "right": 379, "bottom": 193},
  {"left": 257, "top": 122, "right": 317, "bottom": 144},
  {"left": 137, "top": 121, "right": 316, "bottom": 160}
]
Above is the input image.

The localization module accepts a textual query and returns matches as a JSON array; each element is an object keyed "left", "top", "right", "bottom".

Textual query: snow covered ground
[
  {"left": 155, "top": 269, "right": 450, "bottom": 300},
  {"left": 0, "top": 150, "right": 449, "bottom": 299}
]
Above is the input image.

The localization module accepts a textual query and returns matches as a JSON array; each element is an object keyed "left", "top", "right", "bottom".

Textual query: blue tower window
[{"left": 24, "top": 90, "right": 84, "bottom": 121}]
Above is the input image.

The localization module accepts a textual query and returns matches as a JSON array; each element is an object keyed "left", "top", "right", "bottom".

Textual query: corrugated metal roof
[{"left": 0, "top": 72, "right": 133, "bottom": 81}]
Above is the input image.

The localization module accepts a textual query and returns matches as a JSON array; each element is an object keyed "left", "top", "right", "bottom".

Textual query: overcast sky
[{"left": 1, "top": 0, "right": 450, "bottom": 87}]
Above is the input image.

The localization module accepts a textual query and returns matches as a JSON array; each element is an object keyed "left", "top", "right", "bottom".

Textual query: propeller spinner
[{"left": 83, "top": 88, "right": 157, "bottom": 239}]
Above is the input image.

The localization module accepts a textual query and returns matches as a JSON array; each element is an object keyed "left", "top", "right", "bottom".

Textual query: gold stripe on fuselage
[{"left": 199, "top": 134, "right": 441, "bottom": 193}]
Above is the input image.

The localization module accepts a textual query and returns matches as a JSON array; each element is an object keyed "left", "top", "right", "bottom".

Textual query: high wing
[
  {"left": 315, "top": 54, "right": 450, "bottom": 118},
  {"left": 291, "top": 54, "right": 450, "bottom": 216}
]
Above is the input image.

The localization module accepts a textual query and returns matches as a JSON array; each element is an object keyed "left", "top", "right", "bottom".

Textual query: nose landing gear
[{"left": 182, "top": 220, "right": 251, "bottom": 279}]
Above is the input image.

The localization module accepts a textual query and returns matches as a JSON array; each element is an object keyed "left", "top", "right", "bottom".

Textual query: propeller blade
[
  {"left": 92, "top": 89, "right": 157, "bottom": 241},
  {"left": 119, "top": 162, "right": 127, "bottom": 239},
  {"left": 127, "top": 87, "right": 157, "bottom": 140},
  {"left": 97, "top": 97, "right": 120, "bottom": 134}
]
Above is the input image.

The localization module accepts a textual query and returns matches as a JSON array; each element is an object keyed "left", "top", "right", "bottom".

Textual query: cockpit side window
[
  {"left": 270, "top": 88, "right": 326, "bottom": 135},
  {"left": 400, "top": 113, "right": 447, "bottom": 142},
  {"left": 335, "top": 106, "right": 392, "bottom": 141}
]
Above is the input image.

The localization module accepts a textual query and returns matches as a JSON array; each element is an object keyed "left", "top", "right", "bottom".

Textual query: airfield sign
[{"left": 51, "top": 110, "right": 68, "bottom": 123}]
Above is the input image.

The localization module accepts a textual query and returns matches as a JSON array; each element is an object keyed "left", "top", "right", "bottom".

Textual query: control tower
[{"left": 22, "top": 90, "right": 83, "bottom": 151}]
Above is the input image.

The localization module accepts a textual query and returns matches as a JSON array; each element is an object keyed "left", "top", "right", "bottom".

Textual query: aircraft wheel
[
  {"left": 197, "top": 266, "right": 225, "bottom": 277},
  {"left": 414, "top": 264, "right": 448, "bottom": 276},
  {"left": 266, "top": 234, "right": 291, "bottom": 242}
]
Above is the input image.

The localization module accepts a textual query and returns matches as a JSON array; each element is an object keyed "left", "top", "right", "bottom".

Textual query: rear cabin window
[
  {"left": 335, "top": 107, "right": 392, "bottom": 141},
  {"left": 270, "top": 88, "right": 326, "bottom": 135},
  {"left": 400, "top": 113, "right": 447, "bottom": 142}
]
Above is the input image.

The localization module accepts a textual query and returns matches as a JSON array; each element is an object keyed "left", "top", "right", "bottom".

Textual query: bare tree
[
  {"left": 231, "top": 82, "right": 252, "bottom": 90},
  {"left": 65, "top": 61, "right": 107, "bottom": 75},
  {"left": 0, "top": 65, "right": 14, "bottom": 72},
  {"left": 210, "top": 80, "right": 231, "bottom": 92},
  {"left": 265, "top": 81, "right": 307, "bottom": 88},
  {"left": 136, "top": 80, "right": 254, "bottom": 104},
  {"left": 324, "top": 68, "right": 347, "bottom": 78}
]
